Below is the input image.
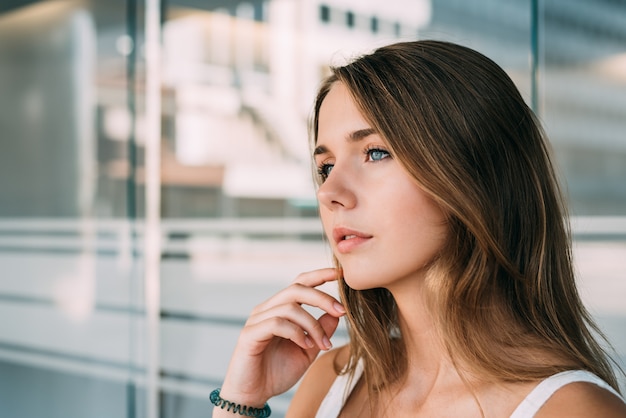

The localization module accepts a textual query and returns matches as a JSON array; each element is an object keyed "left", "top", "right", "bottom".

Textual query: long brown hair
[{"left": 311, "top": 40, "right": 621, "bottom": 398}]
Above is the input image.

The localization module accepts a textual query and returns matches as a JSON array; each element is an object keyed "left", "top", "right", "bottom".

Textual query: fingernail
[
  {"left": 323, "top": 336, "right": 332, "bottom": 350},
  {"left": 304, "top": 336, "right": 314, "bottom": 348},
  {"left": 333, "top": 302, "right": 346, "bottom": 314}
]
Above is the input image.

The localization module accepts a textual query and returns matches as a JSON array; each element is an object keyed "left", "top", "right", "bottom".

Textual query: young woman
[{"left": 211, "top": 40, "right": 626, "bottom": 417}]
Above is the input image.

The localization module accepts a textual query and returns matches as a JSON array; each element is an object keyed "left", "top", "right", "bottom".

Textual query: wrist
[
  {"left": 217, "top": 385, "right": 268, "bottom": 409},
  {"left": 210, "top": 388, "right": 271, "bottom": 418}
]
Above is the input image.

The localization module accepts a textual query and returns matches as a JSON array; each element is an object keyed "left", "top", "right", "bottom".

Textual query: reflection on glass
[
  {"left": 0, "top": 1, "right": 623, "bottom": 417},
  {"left": 541, "top": 0, "right": 626, "bottom": 396},
  {"left": 0, "top": 1, "right": 145, "bottom": 417},
  {"left": 541, "top": 1, "right": 626, "bottom": 216}
]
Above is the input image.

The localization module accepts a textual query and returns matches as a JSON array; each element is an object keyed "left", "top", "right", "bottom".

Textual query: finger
[
  {"left": 240, "top": 316, "right": 317, "bottom": 354},
  {"left": 252, "top": 283, "right": 345, "bottom": 320},
  {"left": 318, "top": 312, "right": 341, "bottom": 340},
  {"left": 292, "top": 267, "right": 339, "bottom": 287},
  {"left": 301, "top": 313, "right": 341, "bottom": 361},
  {"left": 316, "top": 312, "right": 340, "bottom": 351},
  {"left": 248, "top": 302, "right": 334, "bottom": 350}
]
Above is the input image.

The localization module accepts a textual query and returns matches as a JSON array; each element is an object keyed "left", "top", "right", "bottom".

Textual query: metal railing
[{"left": 0, "top": 216, "right": 624, "bottom": 416}]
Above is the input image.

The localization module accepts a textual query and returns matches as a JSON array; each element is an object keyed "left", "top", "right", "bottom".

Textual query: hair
[{"left": 311, "top": 40, "right": 621, "bottom": 402}]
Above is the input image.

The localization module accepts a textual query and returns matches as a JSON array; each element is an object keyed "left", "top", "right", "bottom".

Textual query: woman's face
[{"left": 315, "top": 82, "right": 448, "bottom": 291}]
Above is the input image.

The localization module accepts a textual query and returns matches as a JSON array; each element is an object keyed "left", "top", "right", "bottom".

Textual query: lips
[{"left": 332, "top": 227, "right": 373, "bottom": 254}]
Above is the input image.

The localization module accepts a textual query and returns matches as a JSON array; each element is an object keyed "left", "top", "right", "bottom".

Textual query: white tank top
[{"left": 314, "top": 366, "right": 624, "bottom": 417}]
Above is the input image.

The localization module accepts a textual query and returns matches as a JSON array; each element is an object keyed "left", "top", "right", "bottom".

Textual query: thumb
[
  {"left": 318, "top": 312, "right": 341, "bottom": 342},
  {"left": 303, "top": 313, "right": 341, "bottom": 361}
]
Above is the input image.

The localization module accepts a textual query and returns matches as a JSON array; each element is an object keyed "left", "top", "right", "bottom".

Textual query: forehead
[{"left": 316, "top": 82, "right": 372, "bottom": 143}]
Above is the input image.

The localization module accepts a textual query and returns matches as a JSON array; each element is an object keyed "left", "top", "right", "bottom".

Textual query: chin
[{"left": 341, "top": 272, "right": 377, "bottom": 291}]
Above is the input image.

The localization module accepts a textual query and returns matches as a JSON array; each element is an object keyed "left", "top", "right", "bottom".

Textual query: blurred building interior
[{"left": 0, "top": 0, "right": 624, "bottom": 417}]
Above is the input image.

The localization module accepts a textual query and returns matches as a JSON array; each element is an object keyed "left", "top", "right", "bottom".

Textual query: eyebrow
[{"left": 314, "top": 128, "right": 377, "bottom": 155}]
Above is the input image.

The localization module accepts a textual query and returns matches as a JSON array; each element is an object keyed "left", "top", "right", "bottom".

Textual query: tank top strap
[
  {"left": 509, "top": 370, "right": 624, "bottom": 418},
  {"left": 314, "top": 360, "right": 364, "bottom": 418}
]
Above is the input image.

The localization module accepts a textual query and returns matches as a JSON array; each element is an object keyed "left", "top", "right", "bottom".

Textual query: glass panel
[
  {"left": 0, "top": 0, "right": 146, "bottom": 416},
  {"left": 2, "top": 0, "right": 623, "bottom": 416},
  {"left": 539, "top": 0, "right": 626, "bottom": 390},
  {"left": 159, "top": 2, "right": 329, "bottom": 416},
  {"left": 423, "top": 0, "right": 533, "bottom": 104},
  {"left": 540, "top": 1, "right": 626, "bottom": 216}
]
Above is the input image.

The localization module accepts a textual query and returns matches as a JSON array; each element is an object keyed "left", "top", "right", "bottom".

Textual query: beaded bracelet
[{"left": 210, "top": 388, "right": 271, "bottom": 417}]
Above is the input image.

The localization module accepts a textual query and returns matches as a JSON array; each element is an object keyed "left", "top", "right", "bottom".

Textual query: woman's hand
[{"left": 213, "top": 268, "right": 346, "bottom": 414}]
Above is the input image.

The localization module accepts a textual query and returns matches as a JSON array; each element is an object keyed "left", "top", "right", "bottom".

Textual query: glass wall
[
  {"left": 0, "top": 1, "right": 624, "bottom": 417},
  {"left": 539, "top": 0, "right": 626, "bottom": 401},
  {"left": 0, "top": 0, "right": 147, "bottom": 417}
]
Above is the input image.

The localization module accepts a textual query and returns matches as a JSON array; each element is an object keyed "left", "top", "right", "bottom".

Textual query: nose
[{"left": 316, "top": 165, "right": 357, "bottom": 210}]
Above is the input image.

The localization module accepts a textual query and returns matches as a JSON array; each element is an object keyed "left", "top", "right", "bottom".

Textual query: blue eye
[
  {"left": 367, "top": 148, "right": 390, "bottom": 162},
  {"left": 317, "top": 163, "right": 333, "bottom": 181}
]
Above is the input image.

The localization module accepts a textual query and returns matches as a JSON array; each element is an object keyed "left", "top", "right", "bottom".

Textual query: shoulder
[
  {"left": 536, "top": 381, "right": 626, "bottom": 418},
  {"left": 286, "top": 345, "right": 350, "bottom": 418}
]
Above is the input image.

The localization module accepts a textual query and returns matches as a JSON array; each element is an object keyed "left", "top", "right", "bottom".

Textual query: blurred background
[{"left": 0, "top": 0, "right": 624, "bottom": 417}]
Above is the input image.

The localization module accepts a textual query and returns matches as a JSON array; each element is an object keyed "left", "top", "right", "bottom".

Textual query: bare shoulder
[
  {"left": 536, "top": 381, "right": 626, "bottom": 418},
  {"left": 286, "top": 345, "right": 350, "bottom": 418}
]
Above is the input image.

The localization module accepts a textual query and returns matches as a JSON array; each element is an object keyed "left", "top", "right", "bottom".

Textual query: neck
[{"left": 387, "top": 275, "right": 461, "bottom": 383}]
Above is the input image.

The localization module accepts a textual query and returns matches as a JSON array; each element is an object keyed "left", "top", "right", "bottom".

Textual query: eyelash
[
  {"left": 365, "top": 146, "right": 391, "bottom": 162},
  {"left": 316, "top": 146, "right": 392, "bottom": 182}
]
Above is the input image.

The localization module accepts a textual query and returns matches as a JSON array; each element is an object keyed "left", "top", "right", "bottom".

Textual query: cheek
[
  {"left": 318, "top": 206, "right": 329, "bottom": 225},
  {"left": 318, "top": 207, "right": 334, "bottom": 240},
  {"left": 391, "top": 188, "right": 449, "bottom": 248}
]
